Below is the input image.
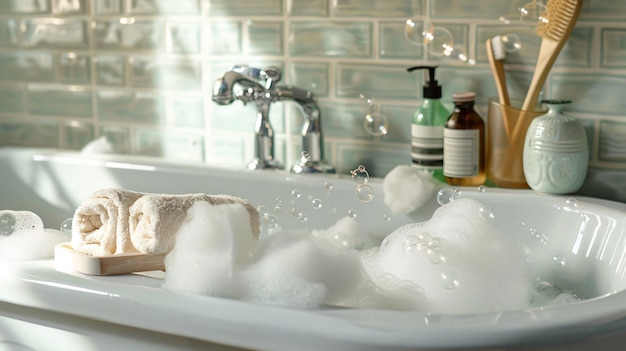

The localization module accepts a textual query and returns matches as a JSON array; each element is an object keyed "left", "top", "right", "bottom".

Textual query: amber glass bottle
[{"left": 443, "top": 92, "right": 486, "bottom": 186}]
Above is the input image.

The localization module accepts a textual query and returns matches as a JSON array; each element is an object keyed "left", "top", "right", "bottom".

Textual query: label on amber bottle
[
  {"left": 443, "top": 128, "right": 480, "bottom": 177},
  {"left": 411, "top": 125, "right": 444, "bottom": 169}
]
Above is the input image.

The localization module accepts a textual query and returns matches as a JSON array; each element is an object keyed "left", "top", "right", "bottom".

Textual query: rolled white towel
[
  {"left": 71, "top": 188, "right": 144, "bottom": 256},
  {"left": 129, "top": 193, "right": 260, "bottom": 255}
]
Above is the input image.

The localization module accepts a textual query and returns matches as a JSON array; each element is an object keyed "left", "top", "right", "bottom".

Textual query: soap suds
[
  {"left": 0, "top": 210, "right": 68, "bottom": 261},
  {"left": 162, "top": 195, "right": 531, "bottom": 313},
  {"left": 383, "top": 165, "right": 439, "bottom": 214}
]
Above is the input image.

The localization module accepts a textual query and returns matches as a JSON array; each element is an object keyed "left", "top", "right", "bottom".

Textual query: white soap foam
[
  {"left": 311, "top": 216, "right": 378, "bottom": 250},
  {"left": 162, "top": 201, "right": 258, "bottom": 297},
  {"left": 239, "top": 231, "right": 364, "bottom": 308},
  {"left": 370, "top": 198, "right": 531, "bottom": 313},
  {"left": 383, "top": 165, "right": 439, "bottom": 215},
  {"left": 0, "top": 210, "right": 68, "bottom": 261},
  {"left": 162, "top": 173, "right": 534, "bottom": 313}
]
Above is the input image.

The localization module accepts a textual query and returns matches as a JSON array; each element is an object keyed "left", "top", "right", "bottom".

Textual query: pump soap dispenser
[{"left": 407, "top": 65, "right": 450, "bottom": 182}]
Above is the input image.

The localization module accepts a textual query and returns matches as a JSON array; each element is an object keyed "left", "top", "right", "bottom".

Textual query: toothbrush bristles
[{"left": 536, "top": 0, "right": 582, "bottom": 41}]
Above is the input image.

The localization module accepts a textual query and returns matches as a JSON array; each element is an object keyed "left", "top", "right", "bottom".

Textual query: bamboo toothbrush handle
[
  {"left": 486, "top": 38, "right": 510, "bottom": 106},
  {"left": 520, "top": 39, "right": 560, "bottom": 112},
  {"left": 512, "top": 39, "right": 561, "bottom": 145}
]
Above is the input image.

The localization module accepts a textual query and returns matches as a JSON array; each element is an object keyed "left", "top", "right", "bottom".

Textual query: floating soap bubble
[
  {"left": 404, "top": 17, "right": 435, "bottom": 47},
  {"left": 300, "top": 213, "right": 308, "bottom": 223},
  {"left": 356, "top": 184, "right": 375, "bottom": 203},
  {"left": 0, "top": 212, "right": 16, "bottom": 237},
  {"left": 274, "top": 200, "right": 285, "bottom": 215},
  {"left": 425, "top": 26, "right": 454, "bottom": 57},
  {"left": 358, "top": 92, "right": 374, "bottom": 106},
  {"left": 477, "top": 185, "right": 486, "bottom": 193},
  {"left": 291, "top": 189, "right": 302, "bottom": 199},
  {"left": 359, "top": 92, "right": 389, "bottom": 137},
  {"left": 347, "top": 209, "right": 357, "bottom": 219},
  {"left": 323, "top": 181, "right": 333, "bottom": 191},
  {"left": 478, "top": 206, "right": 495, "bottom": 221},
  {"left": 311, "top": 198, "right": 322, "bottom": 209},
  {"left": 441, "top": 271, "right": 460, "bottom": 289},
  {"left": 418, "top": 232, "right": 433, "bottom": 244},
  {"left": 519, "top": 1, "right": 548, "bottom": 28},
  {"left": 256, "top": 205, "right": 268, "bottom": 217},
  {"left": 553, "top": 255, "right": 566, "bottom": 267},
  {"left": 60, "top": 218, "right": 73, "bottom": 237},
  {"left": 436, "top": 188, "right": 457, "bottom": 205},
  {"left": 565, "top": 198, "right": 578, "bottom": 210},
  {"left": 263, "top": 214, "right": 281, "bottom": 229},
  {"left": 383, "top": 214, "right": 391, "bottom": 222},
  {"left": 444, "top": 45, "right": 475, "bottom": 65},
  {"left": 501, "top": 34, "right": 522, "bottom": 53},
  {"left": 290, "top": 207, "right": 303, "bottom": 219},
  {"left": 427, "top": 246, "right": 446, "bottom": 264},
  {"left": 363, "top": 112, "right": 389, "bottom": 136},
  {"left": 350, "top": 165, "right": 369, "bottom": 185}
]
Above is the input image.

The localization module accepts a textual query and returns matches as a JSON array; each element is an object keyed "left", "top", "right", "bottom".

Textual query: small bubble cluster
[
  {"left": 403, "top": 232, "right": 446, "bottom": 264},
  {"left": 528, "top": 226, "right": 549, "bottom": 245},
  {"left": 350, "top": 165, "right": 375, "bottom": 203}
]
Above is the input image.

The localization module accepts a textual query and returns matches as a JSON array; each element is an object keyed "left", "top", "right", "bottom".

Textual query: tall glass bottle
[
  {"left": 407, "top": 66, "right": 450, "bottom": 182},
  {"left": 443, "top": 92, "right": 486, "bottom": 186}
]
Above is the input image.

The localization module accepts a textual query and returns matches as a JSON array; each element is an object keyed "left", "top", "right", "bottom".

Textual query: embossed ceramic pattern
[{"left": 523, "top": 101, "right": 589, "bottom": 194}]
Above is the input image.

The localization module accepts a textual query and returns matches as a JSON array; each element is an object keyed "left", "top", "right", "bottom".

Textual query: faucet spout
[{"left": 212, "top": 68, "right": 266, "bottom": 106}]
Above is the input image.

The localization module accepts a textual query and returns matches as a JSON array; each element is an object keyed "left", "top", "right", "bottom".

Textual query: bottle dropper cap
[{"left": 407, "top": 65, "right": 442, "bottom": 99}]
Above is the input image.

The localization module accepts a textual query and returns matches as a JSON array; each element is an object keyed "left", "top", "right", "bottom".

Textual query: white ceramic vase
[{"left": 523, "top": 100, "right": 589, "bottom": 194}]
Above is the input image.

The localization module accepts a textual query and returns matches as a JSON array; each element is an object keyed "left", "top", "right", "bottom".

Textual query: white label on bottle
[
  {"left": 411, "top": 125, "right": 443, "bottom": 167},
  {"left": 443, "top": 128, "right": 480, "bottom": 177}
]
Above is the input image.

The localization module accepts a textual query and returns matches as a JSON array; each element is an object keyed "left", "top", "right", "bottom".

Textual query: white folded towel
[
  {"left": 129, "top": 193, "right": 260, "bottom": 255},
  {"left": 71, "top": 188, "right": 144, "bottom": 256}
]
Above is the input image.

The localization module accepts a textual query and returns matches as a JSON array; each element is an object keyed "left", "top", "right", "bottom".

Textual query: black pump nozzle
[{"left": 407, "top": 65, "right": 442, "bottom": 99}]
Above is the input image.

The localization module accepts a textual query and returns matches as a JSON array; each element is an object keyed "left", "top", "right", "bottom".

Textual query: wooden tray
[{"left": 54, "top": 243, "right": 165, "bottom": 276}]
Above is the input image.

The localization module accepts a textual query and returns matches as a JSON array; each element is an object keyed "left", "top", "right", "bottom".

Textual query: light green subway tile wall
[
  {"left": 287, "top": 0, "right": 328, "bottom": 17},
  {"left": 332, "top": 0, "right": 423, "bottom": 17},
  {"left": 289, "top": 22, "right": 372, "bottom": 57},
  {"left": 0, "top": 0, "right": 625, "bottom": 201}
]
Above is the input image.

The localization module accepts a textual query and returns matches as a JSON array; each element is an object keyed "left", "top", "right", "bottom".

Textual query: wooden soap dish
[{"left": 54, "top": 243, "right": 165, "bottom": 276}]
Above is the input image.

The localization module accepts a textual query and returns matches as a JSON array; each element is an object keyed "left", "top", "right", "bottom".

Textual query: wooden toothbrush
[
  {"left": 510, "top": 0, "right": 583, "bottom": 145},
  {"left": 486, "top": 35, "right": 511, "bottom": 138}
]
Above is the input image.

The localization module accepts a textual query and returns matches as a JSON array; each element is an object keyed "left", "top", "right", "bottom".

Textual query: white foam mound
[
  {"left": 370, "top": 198, "right": 530, "bottom": 313},
  {"left": 383, "top": 165, "right": 438, "bottom": 214}
]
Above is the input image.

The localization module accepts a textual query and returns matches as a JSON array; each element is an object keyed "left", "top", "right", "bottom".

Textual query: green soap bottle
[{"left": 407, "top": 65, "right": 450, "bottom": 182}]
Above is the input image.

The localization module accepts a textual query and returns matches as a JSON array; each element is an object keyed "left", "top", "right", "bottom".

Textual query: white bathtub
[{"left": 1, "top": 147, "right": 626, "bottom": 351}]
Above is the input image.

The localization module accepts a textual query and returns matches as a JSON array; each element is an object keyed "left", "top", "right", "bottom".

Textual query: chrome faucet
[{"left": 212, "top": 65, "right": 334, "bottom": 174}]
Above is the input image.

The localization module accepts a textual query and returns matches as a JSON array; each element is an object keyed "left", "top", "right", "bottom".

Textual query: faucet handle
[{"left": 260, "top": 66, "right": 281, "bottom": 89}]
